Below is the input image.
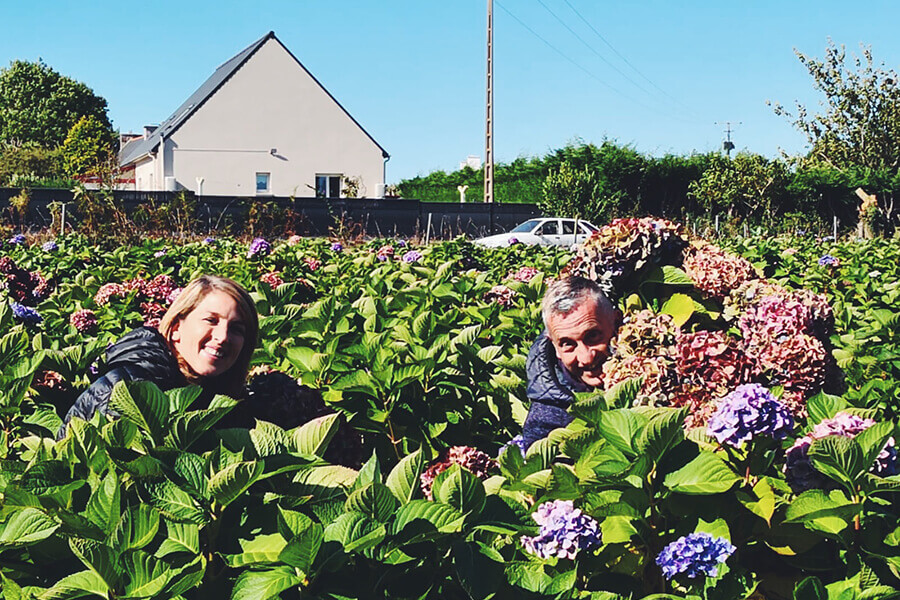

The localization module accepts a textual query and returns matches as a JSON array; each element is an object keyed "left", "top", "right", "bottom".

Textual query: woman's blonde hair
[{"left": 158, "top": 275, "right": 258, "bottom": 397}]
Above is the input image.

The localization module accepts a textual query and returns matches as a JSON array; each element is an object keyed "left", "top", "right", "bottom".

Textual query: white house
[{"left": 119, "top": 31, "right": 389, "bottom": 197}]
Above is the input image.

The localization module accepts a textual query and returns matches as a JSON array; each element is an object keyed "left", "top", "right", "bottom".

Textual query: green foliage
[
  {"left": 62, "top": 115, "right": 115, "bottom": 177},
  {"left": 1, "top": 231, "right": 900, "bottom": 597},
  {"left": 540, "top": 160, "right": 602, "bottom": 220},
  {"left": 0, "top": 143, "right": 69, "bottom": 187},
  {"left": 688, "top": 152, "right": 790, "bottom": 224},
  {"left": 772, "top": 40, "right": 900, "bottom": 172},
  {"left": 0, "top": 59, "right": 112, "bottom": 148}
]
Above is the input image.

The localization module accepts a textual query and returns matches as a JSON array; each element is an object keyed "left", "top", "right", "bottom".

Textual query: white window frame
[
  {"left": 256, "top": 172, "right": 271, "bottom": 195},
  {"left": 315, "top": 173, "right": 343, "bottom": 198}
]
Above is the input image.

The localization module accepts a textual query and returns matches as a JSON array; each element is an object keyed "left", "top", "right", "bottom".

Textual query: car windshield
[{"left": 510, "top": 219, "right": 542, "bottom": 233}]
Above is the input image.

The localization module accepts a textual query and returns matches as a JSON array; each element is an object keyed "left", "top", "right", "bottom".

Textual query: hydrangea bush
[{"left": 0, "top": 227, "right": 897, "bottom": 599}]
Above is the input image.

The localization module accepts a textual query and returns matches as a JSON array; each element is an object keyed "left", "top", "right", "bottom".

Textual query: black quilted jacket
[
  {"left": 59, "top": 327, "right": 186, "bottom": 436},
  {"left": 521, "top": 330, "right": 593, "bottom": 450}
]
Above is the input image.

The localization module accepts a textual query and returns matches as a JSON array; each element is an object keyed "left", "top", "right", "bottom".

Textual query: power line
[
  {"left": 559, "top": 0, "right": 702, "bottom": 118},
  {"left": 534, "top": 0, "right": 655, "bottom": 100},
  {"left": 495, "top": 0, "right": 689, "bottom": 121}
]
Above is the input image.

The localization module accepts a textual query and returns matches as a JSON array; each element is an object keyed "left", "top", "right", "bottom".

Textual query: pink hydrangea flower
[
  {"left": 420, "top": 446, "right": 495, "bottom": 500},
  {"left": 376, "top": 245, "right": 394, "bottom": 261},
  {"left": 484, "top": 284, "right": 517, "bottom": 307},
  {"left": 511, "top": 266, "right": 540, "bottom": 283},
  {"left": 69, "top": 309, "right": 98, "bottom": 333},
  {"left": 261, "top": 272, "right": 285, "bottom": 289},
  {"left": 682, "top": 241, "right": 756, "bottom": 299},
  {"left": 94, "top": 283, "right": 126, "bottom": 306}
]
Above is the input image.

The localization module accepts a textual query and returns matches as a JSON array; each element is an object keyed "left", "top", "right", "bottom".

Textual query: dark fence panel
[{"left": 0, "top": 188, "right": 542, "bottom": 239}]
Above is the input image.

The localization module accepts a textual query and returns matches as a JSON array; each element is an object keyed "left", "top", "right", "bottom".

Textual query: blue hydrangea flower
[
  {"left": 520, "top": 500, "right": 602, "bottom": 560},
  {"left": 8, "top": 234, "right": 26, "bottom": 245},
  {"left": 42, "top": 240, "right": 58, "bottom": 252},
  {"left": 201, "top": 237, "right": 216, "bottom": 245},
  {"left": 397, "top": 239, "right": 407, "bottom": 247},
  {"left": 11, "top": 302, "right": 41, "bottom": 324},
  {"left": 331, "top": 242, "right": 343, "bottom": 252},
  {"left": 247, "top": 237, "right": 271, "bottom": 258},
  {"left": 707, "top": 384, "right": 794, "bottom": 449},
  {"left": 656, "top": 533, "right": 735, "bottom": 580},
  {"left": 402, "top": 250, "right": 422, "bottom": 263},
  {"left": 818, "top": 254, "right": 839, "bottom": 266}
]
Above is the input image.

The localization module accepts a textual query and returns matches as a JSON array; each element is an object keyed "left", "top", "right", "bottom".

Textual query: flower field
[{"left": 1, "top": 224, "right": 899, "bottom": 600}]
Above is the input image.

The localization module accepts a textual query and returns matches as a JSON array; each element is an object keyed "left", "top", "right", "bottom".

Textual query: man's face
[{"left": 547, "top": 297, "right": 615, "bottom": 387}]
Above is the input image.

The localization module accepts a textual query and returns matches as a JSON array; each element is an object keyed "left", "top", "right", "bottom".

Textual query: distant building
[
  {"left": 459, "top": 155, "right": 482, "bottom": 171},
  {"left": 119, "top": 31, "right": 389, "bottom": 197}
]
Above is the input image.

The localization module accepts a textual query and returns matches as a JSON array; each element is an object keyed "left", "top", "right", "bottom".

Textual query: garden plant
[{"left": 0, "top": 220, "right": 898, "bottom": 600}]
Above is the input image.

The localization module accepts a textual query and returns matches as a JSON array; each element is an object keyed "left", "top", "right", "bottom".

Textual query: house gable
[
  {"left": 157, "top": 34, "right": 386, "bottom": 196},
  {"left": 120, "top": 31, "right": 388, "bottom": 196}
]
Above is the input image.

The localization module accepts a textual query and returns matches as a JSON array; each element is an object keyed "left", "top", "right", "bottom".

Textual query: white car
[{"left": 473, "top": 217, "right": 599, "bottom": 248}]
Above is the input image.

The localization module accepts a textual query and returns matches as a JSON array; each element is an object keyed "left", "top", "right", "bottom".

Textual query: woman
[{"left": 60, "top": 275, "right": 258, "bottom": 434}]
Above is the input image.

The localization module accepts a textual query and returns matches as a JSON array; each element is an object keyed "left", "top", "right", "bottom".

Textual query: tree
[
  {"left": 770, "top": 40, "right": 900, "bottom": 171},
  {"left": 0, "top": 143, "right": 66, "bottom": 186},
  {"left": 540, "top": 161, "right": 603, "bottom": 221},
  {"left": 688, "top": 153, "right": 789, "bottom": 223},
  {"left": 62, "top": 115, "right": 115, "bottom": 177},
  {"left": 0, "top": 59, "right": 113, "bottom": 147}
]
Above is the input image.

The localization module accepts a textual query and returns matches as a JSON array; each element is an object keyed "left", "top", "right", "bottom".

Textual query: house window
[
  {"left": 316, "top": 174, "right": 342, "bottom": 198},
  {"left": 256, "top": 172, "right": 270, "bottom": 194}
]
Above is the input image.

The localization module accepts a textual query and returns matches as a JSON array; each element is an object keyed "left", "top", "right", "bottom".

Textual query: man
[{"left": 521, "top": 276, "right": 618, "bottom": 449}]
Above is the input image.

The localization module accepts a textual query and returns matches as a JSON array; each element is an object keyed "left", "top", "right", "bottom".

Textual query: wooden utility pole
[{"left": 484, "top": 0, "right": 494, "bottom": 204}]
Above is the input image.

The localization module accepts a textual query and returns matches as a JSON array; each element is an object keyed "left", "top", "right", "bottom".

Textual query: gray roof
[{"left": 120, "top": 31, "right": 388, "bottom": 165}]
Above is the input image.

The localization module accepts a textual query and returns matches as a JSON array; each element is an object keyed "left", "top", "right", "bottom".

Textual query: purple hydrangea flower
[
  {"left": 402, "top": 250, "right": 422, "bottom": 263},
  {"left": 11, "top": 302, "right": 41, "bottom": 324},
  {"left": 707, "top": 384, "right": 794, "bottom": 449},
  {"left": 520, "top": 500, "right": 602, "bottom": 560},
  {"left": 818, "top": 254, "right": 839, "bottom": 266},
  {"left": 500, "top": 434, "right": 528, "bottom": 458},
  {"left": 656, "top": 533, "right": 736, "bottom": 580},
  {"left": 785, "top": 411, "right": 897, "bottom": 491},
  {"left": 331, "top": 242, "right": 344, "bottom": 252},
  {"left": 396, "top": 239, "right": 407, "bottom": 247},
  {"left": 42, "top": 240, "right": 58, "bottom": 252},
  {"left": 247, "top": 237, "right": 271, "bottom": 258},
  {"left": 508, "top": 237, "right": 520, "bottom": 246},
  {"left": 8, "top": 234, "right": 26, "bottom": 245},
  {"left": 153, "top": 249, "right": 167, "bottom": 258},
  {"left": 201, "top": 237, "right": 216, "bottom": 245}
]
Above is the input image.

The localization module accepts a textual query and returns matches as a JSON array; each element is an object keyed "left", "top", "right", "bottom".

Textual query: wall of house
[
  {"left": 133, "top": 156, "right": 155, "bottom": 192},
  {"left": 166, "top": 38, "right": 385, "bottom": 197}
]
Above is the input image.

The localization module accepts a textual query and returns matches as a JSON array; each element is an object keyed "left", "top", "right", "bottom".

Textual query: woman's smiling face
[{"left": 170, "top": 290, "right": 246, "bottom": 378}]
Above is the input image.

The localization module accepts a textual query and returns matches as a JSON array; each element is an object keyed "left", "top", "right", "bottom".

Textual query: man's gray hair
[{"left": 541, "top": 276, "right": 614, "bottom": 328}]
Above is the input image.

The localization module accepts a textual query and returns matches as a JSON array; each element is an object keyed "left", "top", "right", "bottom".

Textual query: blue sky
[{"left": 2, "top": 1, "right": 900, "bottom": 183}]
